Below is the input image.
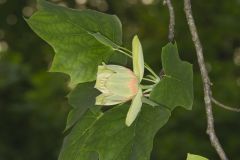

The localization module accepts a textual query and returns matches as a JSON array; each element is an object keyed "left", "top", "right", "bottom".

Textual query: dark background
[{"left": 0, "top": 0, "right": 239, "bottom": 159}]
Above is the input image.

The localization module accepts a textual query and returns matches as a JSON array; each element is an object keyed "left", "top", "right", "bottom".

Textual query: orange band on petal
[{"left": 127, "top": 70, "right": 138, "bottom": 96}]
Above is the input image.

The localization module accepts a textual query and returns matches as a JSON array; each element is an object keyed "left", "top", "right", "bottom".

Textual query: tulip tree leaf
[
  {"left": 27, "top": 2, "right": 195, "bottom": 160},
  {"left": 108, "top": 53, "right": 128, "bottom": 66},
  {"left": 92, "top": 32, "right": 119, "bottom": 49},
  {"left": 59, "top": 104, "right": 170, "bottom": 160},
  {"left": 187, "top": 153, "right": 208, "bottom": 160},
  {"left": 68, "top": 82, "right": 99, "bottom": 109},
  {"left": 26, "top": 0, "right": 122, "bottom": 85},
  {"left": 65, "top": 82, "right": 100, "bottom": 131},
  {"left": 64, "top": 108, "right": 83, "bottom": 132},
  {"left": 150, "top": 43, "right": 193, "bottom": 110}
]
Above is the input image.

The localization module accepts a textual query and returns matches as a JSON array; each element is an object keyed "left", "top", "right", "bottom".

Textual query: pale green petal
[
  {"left": 94, "top": 65, "right": 113, "bottom": 94},
  {"left": 107, "top": 65, "right": 131, "bottom": 73},
  {"left": 132, "top": 35, "right": 144, "bottom": 82},
  {"left": 95, "top": 93, "right": 127, "bottom": 106},
  {"left": 125, "top": 89, "right": 143, "bottom": 126},
  {"left": 107, "top": 66, "right": 138, "bottom": 98},
  {"left": 187, "top": 153, "right": 208, "bottom": 160}
]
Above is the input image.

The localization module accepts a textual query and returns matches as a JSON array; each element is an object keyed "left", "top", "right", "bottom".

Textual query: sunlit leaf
[{"left": 26, "top": 0, "right": 122, "bottom": 85}]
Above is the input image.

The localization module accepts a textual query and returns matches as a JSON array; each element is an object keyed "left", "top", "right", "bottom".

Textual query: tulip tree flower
[{"left": 95, "top": 35, "right": 148, "bottom": 126}]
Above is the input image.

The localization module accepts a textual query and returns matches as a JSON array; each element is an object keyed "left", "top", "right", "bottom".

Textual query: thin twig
[
  {"left": 183, "top": 0, "right": 228, "bottom": 159},
  {"left": 212, "top": 97, "right": 240, "bottom": 112},
  {"left": 163, "top": 0, "right": 175, "bottom": 42}
]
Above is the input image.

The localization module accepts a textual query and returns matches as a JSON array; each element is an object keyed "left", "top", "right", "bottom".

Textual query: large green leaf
[
  {"left": 68, "top": 82, "right": 99, "bottom": 109},
  {"left": 26, "top": 0, "right": 122, "bottom": 85},
  {"left": 65, "top": 82, "right": 100, "bottom": 131},
  {"left": 150, "top": 43, "right": 193, "bottom": 110},
  {"left": 108, "top": 53, "right": 128, "bottom": 66},
  {"left": 59, "top": 104, "right": 170, "bottom": 160}
]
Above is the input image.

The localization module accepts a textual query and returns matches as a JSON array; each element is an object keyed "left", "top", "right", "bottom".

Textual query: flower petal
[
  {"left": 132, "top": 35, "right": 144, "bottom": 82},
  {"left": 107, "top": 66, "right": 138, "bottom": 98},
  {"left": 95, "top": 93, "right": 127, "bottom": 106},
  {"left": 125, "top": 89, "right": 143, "bottom": 126},
  {"left": 94, "top": 65, "right": 113, "bottom": 94}
]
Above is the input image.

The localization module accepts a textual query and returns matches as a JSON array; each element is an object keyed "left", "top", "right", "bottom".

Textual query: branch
[
  {"left": 211, "top": 97, "right": 240, "bottom": 112},
  {"left": 163, "top": 0, "right": 175, "bottom": 42},
  {"left": 183, "top": 0, "right": 229, "bottom": 160}
]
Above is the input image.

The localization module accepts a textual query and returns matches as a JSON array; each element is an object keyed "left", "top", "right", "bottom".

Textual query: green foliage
[
  {"left": 59, "top": 104, "right": 170, "bottom": 160},
  {"left": 26, "top": 1, "right": 194, "bottom": 160},
  {"left": 26, "top": 0, "right": 122, "bottom": 85},
  {"left": 150, "top": 43, "right": 193, "bottom": 110},
  {"left": 65, "top": 82, "right": 99, "bottom": 131},
  {"left": 1, "top": 0, "right": 239, "bottom": 159},
  {"left": 187, "top": 153, "right": 208, "bottom": 160}
]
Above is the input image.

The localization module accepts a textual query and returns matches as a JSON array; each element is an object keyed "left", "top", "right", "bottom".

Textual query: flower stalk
[{"left": 95, "top": 35, "right": 159, "bottom": 126}]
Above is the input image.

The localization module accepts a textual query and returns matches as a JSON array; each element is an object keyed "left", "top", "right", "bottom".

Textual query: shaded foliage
[{"left": 0, "top": 0, "right": 239, "bottom": 160}]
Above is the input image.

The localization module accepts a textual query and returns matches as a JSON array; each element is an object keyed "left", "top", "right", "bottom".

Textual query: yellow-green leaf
[{"left": 187, "top": 153, "right": 208, "bottom": 160}]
